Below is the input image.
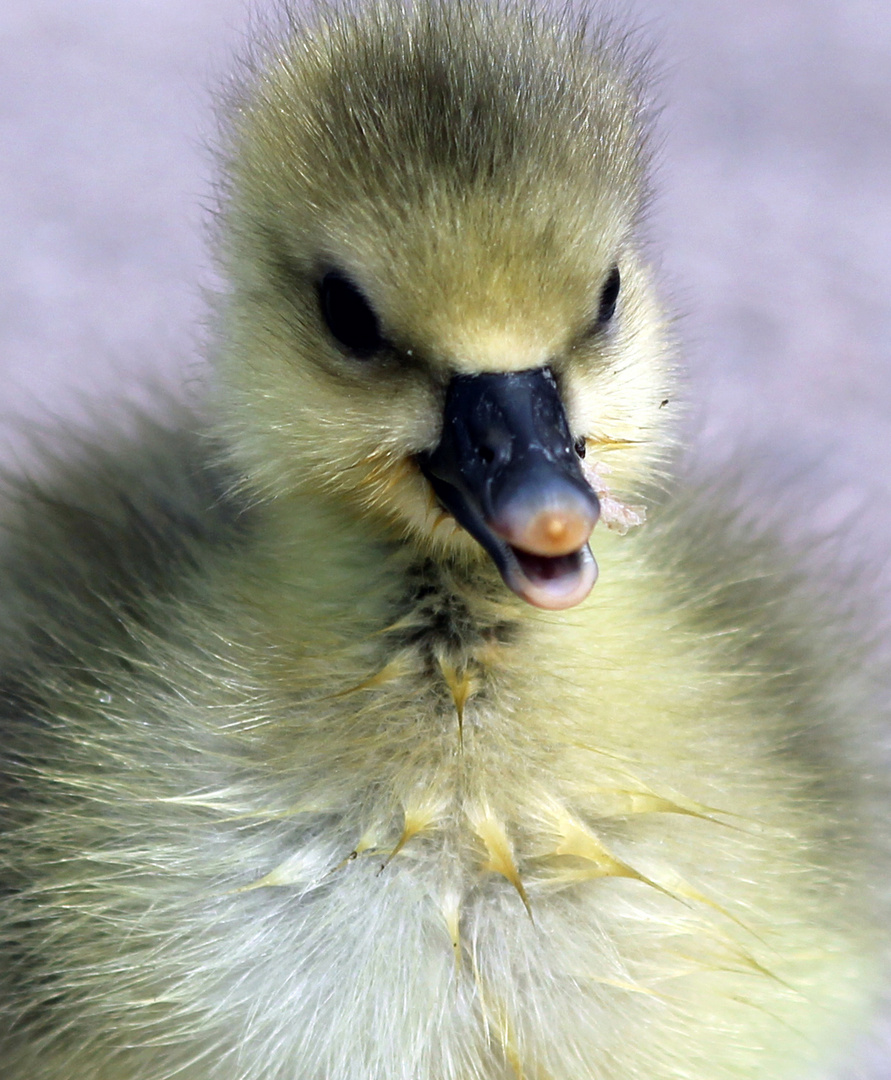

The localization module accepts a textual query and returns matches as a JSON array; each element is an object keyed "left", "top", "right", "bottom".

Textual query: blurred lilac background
[{"left": 1, "top": 0, "right": 890, "bottom": 1070}]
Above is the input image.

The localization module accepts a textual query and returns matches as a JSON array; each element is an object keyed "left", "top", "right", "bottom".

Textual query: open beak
[{"left": 418, "top": 368, "right": 600, "bottom": 610}]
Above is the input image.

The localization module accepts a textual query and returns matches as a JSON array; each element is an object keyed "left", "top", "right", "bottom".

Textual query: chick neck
[{"left": 250, "top": 491, "right": 530, "bottom": 691}]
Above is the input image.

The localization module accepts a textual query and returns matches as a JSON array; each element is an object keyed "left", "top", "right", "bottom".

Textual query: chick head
[{"left": 216, "top": 0, "right": 674, "bottom": 608}]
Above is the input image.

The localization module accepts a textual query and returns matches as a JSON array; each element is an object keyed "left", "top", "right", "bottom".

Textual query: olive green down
[{"left": 0, "top": 2, "right": 885, "bottom": 1078}]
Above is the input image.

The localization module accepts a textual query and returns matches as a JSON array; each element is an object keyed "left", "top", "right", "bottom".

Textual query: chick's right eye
[{"left": 318, "top": 271, "right": 383, "bottom": 357}]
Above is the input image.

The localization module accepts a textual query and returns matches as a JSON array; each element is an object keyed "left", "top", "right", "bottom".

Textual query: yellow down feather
[{"left": 0, "top": 3, "right": 885, "bottom": 1079}]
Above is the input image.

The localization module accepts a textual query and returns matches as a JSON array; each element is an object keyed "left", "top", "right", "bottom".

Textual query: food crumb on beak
[{"left": 581, "top": 460, "right": 646, "bottom": 536}]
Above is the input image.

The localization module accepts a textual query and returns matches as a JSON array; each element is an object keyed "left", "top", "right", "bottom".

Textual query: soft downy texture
[{"left": 0, "top": 2, "right": 887, "bottom": 1079}]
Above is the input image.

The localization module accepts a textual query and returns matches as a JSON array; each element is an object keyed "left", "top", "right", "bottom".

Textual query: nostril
[
  {"left": 574, "top": 436, "right": 587, "bottom": 459},
  {"left": 476, "top": 429, "right": 512, "bottom": 467}
]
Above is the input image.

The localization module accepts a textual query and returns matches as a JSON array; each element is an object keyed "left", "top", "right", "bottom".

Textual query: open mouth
[
  {"left": 466, "top": 523, "right": 598, "bottom": 611},
  {"left": 420, "top": 479, "right": 600, "bottom": 611},
  {"left": 506, "top": 543, "right": 598, "bottom": 610}
]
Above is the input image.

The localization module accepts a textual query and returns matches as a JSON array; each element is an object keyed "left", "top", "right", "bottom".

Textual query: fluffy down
[{"left": 0, "top": 3, "right": 886, "bottom": 1080}]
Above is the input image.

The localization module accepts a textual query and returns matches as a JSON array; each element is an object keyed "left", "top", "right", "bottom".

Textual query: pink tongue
[
  {"left": 515, "top": 548, "right": 581, "bottom": 581},
  {"left": 507, "top": 544, "right": 598, "bottom": 610}
]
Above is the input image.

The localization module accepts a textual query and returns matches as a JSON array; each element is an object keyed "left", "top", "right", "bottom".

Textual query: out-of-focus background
[{"left": 0, "top": 0, "right": 889, "bottom": 1070}]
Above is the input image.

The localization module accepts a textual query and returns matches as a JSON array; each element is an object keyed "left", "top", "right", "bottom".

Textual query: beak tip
[{"left": 492, "top": 500, "right": 600, "bottom": 558}]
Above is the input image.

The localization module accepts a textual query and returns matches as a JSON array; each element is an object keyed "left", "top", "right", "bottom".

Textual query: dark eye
[
  {"left": 318, "top": 271, "right": 383, "bottom": 357},
  {"left": 596, "top": 265, "right": 621, "bottom": 326}
]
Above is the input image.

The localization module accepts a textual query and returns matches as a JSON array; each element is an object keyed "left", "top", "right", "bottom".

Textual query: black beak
[{"left": 418, "top": 368, "right": 600, "bottom": 609}]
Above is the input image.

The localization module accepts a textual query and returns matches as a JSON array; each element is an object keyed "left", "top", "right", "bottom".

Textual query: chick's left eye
[
  {"left": 596, "top": 265, "right": 621, "bottom": 325},
  {"left": 318, "top": 271, "right": 383, "bottom": 357}
]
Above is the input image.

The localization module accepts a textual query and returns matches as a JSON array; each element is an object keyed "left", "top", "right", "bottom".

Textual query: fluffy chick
[{"left": 0, "top": 2, "right": 885, "bottom": 1079}]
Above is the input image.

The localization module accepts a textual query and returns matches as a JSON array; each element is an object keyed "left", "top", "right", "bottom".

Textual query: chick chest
[{"left": 138, "top": 514, "right": 873, "bottom": 1080}]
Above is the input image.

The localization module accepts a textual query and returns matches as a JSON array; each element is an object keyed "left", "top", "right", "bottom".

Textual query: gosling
[{"left": 0, "top": 2, "right": 885, "bottom": 1079}]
